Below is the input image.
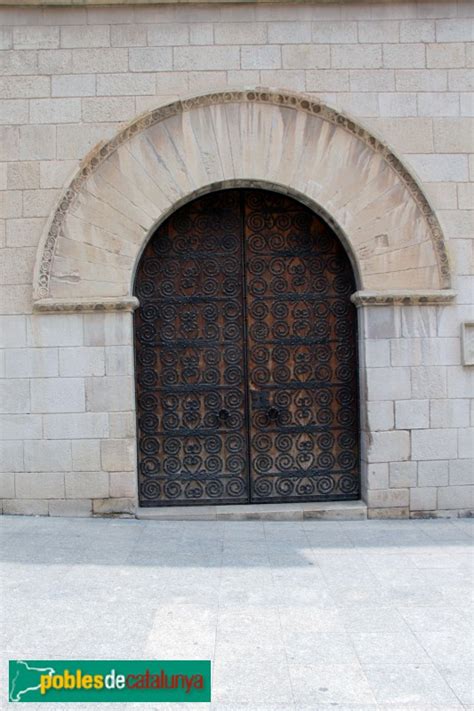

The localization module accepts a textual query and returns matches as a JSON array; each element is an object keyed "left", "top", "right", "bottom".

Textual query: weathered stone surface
[{"left": 30, "top": 92, "right": 450, "bottom": 308}]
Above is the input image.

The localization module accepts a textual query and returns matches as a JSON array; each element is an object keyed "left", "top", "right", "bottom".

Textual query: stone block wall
[{"left": 0, "top": 1, "right": 473, "bottom": 517}]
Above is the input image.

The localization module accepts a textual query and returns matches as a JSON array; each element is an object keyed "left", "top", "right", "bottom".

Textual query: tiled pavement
[{"left": 1, "top": 515, "right": 473, "bottom": 710}]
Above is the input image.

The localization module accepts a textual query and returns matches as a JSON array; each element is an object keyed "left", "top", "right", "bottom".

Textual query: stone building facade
[{"left": 0, "top": 0, "right": 472, "bottom": 519}]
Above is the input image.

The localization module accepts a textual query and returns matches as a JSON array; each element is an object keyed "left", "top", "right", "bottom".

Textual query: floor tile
[{"left": 363, "top": 664, "right": 462, "bottom": 706}]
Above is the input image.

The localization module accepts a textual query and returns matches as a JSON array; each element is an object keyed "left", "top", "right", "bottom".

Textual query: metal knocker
[
  {"left": 267, "top": 406, "right": 280, "bottom": 421},
  {"left": 218, "top": 408, "right": 230, "bottom": 421}
]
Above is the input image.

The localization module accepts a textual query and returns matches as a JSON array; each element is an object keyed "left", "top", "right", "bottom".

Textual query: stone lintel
[
  {"left": 33, "top": 297, "right": 140, "bottom": 313},
  {"left": 351, "top": 290, "right": 457, "bottom": 307}
]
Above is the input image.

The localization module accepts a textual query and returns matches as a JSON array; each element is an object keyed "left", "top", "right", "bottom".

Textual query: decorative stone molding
[
  {"left": 351, "top": 290, "right": 457, "bottom": 307},
  {"left": 33, "top": 88, "right": 453, "bottom": 312},
  {"left": 32, "top": 297, "right": 139, "bottom": 313}
]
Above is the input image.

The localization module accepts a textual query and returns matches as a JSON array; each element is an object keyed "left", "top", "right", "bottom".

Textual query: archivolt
[{"left": 33, "top": 89, "right": 454, "bottom": 312}]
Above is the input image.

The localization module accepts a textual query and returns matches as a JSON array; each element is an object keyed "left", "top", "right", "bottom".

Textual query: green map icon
[{"left": 9, "top": 660, "right": 56, "bottom": 702}]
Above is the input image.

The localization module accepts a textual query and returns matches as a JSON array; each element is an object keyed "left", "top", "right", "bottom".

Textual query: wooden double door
[{"left": 134, "top": 189, "right": 359, "bottom": 507}]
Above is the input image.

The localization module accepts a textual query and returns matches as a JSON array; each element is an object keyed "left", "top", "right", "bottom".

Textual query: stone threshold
[{"left": 137, "top": 500, "right": 367, "bottom": 521}]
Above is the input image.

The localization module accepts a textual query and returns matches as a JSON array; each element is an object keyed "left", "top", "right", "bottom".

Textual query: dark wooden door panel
[
  {"left": 244, "top": 190, "right": 359, "bottom": 502},
  {"left": 135, "top": 190, "right": 249, "bottom": 506},
  {"left": 134, "top": 188, "right": 359, "bottom": 507}
]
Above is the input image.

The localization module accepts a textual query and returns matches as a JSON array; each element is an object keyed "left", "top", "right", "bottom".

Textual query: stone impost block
[
  {"left": 24, "top": 440, "right": 72, "bottom": 473},
  {"left": 418, "top": 460, "right": 449, "bottom": 487},
  {"left": 368, "top": 431, "right": 410, "bottom": 463},
  {"left": 65, "top": 471, "right": 109, "bottom": 499},
  {"left": 31, "top": 377, "right": 85, "bottom": 414},
  {"left": 367, "top": 488, "right": 409, "bottom": 508},
  {"left": 437, "top": 485, "right": 474, "bottom": 509},
  {"left": 72, "top": 440, "right": 101, "bottom": 471},
  {"left": 101, "top": 438, "right": 135, "bottom": 472},
  {"left": 410, "top": 487, "right": 437, "bottom": 511},
  {"left": 412, "top": 428, "right": 457, "bottom": 460},
  {"left": 16, "top": 471, "right": 65, "bottom": 499},
  {"left": 43, "top": 413, "right": 109, "bottom": 439},
  {"left": 85, "top": 376, "right": 134, "bottom": 413},
  {"left": 395, "top": 399, "right": 429, "bottom": 429},
  {"left": 48, "top": 499, "right": 92, "bottom": 517},
  {"left": 0, "top": 379, "right": 30, "bottom": 414},
  {"left": 389, "top": 461, "right": 418, "bottom": 488}
]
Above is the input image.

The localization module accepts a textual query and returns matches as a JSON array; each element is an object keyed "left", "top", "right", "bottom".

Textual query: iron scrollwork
[{"left": 134, "top": 189, "right": 359, "bottom": 507}]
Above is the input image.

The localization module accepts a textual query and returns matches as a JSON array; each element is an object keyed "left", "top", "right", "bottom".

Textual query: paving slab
[{"left": 1, "top": 516, "right": 472, "bottom": 709}]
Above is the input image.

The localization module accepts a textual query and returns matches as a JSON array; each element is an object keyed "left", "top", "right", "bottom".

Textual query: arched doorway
[{"left": 134, "top": 188, "right": 359, "bottom": 507}]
